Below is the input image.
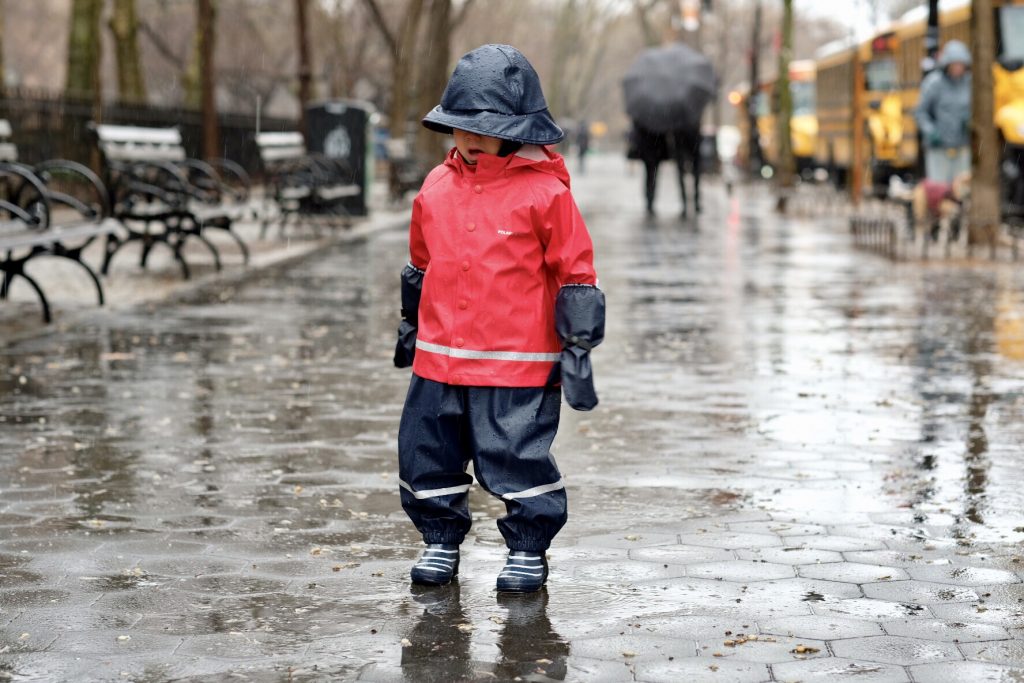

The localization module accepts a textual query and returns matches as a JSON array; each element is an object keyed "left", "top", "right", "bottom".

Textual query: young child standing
[{"left": 393, "top": 44, "right": 605, "bottom": 593}]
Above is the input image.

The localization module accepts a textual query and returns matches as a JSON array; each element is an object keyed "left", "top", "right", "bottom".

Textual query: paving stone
[
  {"left": 695, "top": 634, "right": 827, "bottom": 663},
  {"left": 629, "top": 545, "right": 736, "bottom": 565},
  {"left": 573, "top": 561, "right": 687, "bottom": 583},
  {"left": 960, "top": 639, "right": 1024, "bottom": 667},
  {"left": 910, "top": 660, "right": 1024, "bottom": 683},
  {"left": 576, "top": 532, "right": 680, "bottom": 549},
  {"left": 929, "top": 602, "right": 1024, "bottom": 628},
  {"left": 905, "top": 565, "right": 1022, "bottom": 586},
  {"left": 830, "top": 635, "right": 962, "bottom": 665},
  {"left": 798, "top": 562, "right": 909, "bottom": 584},
  {"left": 727, "top": 521, "right": 826, "bottom": 537},
  {"left": 735, "top": 547, "right": 844, "bottom": 565},
  {"left": 604, "top": 615, "right": 761, "bottom": 641},
  {"left": 760, "top": 614, "right": 885, "bottom": 640},
  {"left": 882, "top": 618, "right": 1010, "bottom": 643},
  {"left": 843, "top": 549, "right": 958, "bottom": 567},
  {"left": 810, "top": 598, "right": 932, "bottom": 621},
  {"left": 634, "top": 657, "right": 770, "bottom": 683},
  {"left": 794, "top": 536, "right": 888, "bottom": 552},
  {"left": 772, "top": 657, "right": 911, "bottom": 682},
  {"left": 685, "top": 560, "right": 795, "bottom": 582},
  {"left": 677, "top": 532, "right": 783, "bottom": 550},
  {"left": 862, "top": 580, "right": 980, "bottom": 605},
  {"left": 569, "top": 634, "right": 697, "bottom": 661}
]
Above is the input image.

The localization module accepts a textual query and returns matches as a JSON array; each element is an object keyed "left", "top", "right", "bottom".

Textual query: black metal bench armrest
[
  {"left": 34, "top": 158, "right": 112, "bottom": 219},
  {"left": 0, "top": 163, "right": 52, "bottom": 230}
]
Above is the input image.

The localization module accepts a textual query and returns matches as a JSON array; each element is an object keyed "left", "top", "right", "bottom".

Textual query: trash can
[{"left": 305, "top": 100, "right": 376, "bottom": 216}]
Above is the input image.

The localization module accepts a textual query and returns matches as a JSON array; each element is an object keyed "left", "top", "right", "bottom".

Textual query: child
[{"left": 393, "top": 44, "right": 605, "bottom": 593}]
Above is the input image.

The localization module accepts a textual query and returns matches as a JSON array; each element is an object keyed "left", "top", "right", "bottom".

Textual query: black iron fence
[{"left": 0, "top": 88, "right": 296, "bottom": 178}]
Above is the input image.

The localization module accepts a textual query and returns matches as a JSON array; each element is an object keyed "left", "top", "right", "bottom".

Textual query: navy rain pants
[{"left": 397, "top": 375, "right": 567, "bottom": 553}]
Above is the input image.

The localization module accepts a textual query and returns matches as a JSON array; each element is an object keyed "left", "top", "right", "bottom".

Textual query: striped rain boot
[
  {"left": 496, "top": 551, "right": 548, "bottom": 593},
  {"left": 410, "top": 544, "right": 460, "bottom": 586}
]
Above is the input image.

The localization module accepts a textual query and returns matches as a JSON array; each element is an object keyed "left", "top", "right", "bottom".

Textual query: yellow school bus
[
  {"left": 814, "top": 0, "right": 1024, "bottom": 200},
  {"left": 734, "top": 60, "right": 818, "bottom": 178}
]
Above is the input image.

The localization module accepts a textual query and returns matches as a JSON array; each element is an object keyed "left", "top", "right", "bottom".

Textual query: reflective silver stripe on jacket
[
  {"left": 416, "top": 339, "right": 560, "bottom": 362},
  {"left": 500, "top": 479, "right": 565, "bottom": 501},
  {"left": 399, "top": 479, "right": 471, "bottom": 499}
]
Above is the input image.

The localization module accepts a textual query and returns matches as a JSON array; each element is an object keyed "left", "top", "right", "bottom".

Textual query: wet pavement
[{"left": 2, "top": 155, "right": 1024, "bottom": 682}]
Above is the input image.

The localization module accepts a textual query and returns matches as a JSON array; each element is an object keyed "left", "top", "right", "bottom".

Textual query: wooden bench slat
[
  {"left": 94, "top": 124, "right": 183, "bottom": 145},
  {"left": 0, "top": 219, "right": 119, "bottom": 250},
  {"left": 317, "top": 184, "right": 361, "bottom": 201}
]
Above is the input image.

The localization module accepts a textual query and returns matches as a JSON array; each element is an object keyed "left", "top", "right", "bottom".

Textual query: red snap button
[
  {"left": 461, "top": 261, "right": 470, "bottom": 271},
  {"left": 467, "top": 223, "right": 476, "bottom": 232},
  {"left": 455, "top": 337, "right": 465, "bottom": 347},
  {"left": 451, "top": 374, "right": 462, "bottom": 384},
  {"left": 473, "top": 184, "right": 482, "bottom": 194},
  {"left": 458, "top": 299, "right": 468, "bottom": 310}
]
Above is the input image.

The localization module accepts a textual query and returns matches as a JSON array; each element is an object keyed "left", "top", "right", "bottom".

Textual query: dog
[{"left": 891, "top": 172, "right": 971, "bottom": 248}]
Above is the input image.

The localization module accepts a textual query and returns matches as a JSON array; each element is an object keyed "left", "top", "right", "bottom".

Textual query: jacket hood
[
  {"left": 939, "top": 40, "right": 971, "bottom": 68},
  {"left": 443, "top": 144, "right": 571, "bottom": 187},
  {"left": 423, "top": 44, "right": 565, "bottom": 145}
]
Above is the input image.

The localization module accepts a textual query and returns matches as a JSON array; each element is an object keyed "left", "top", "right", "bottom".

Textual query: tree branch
[
  {"left": 138, "top": 18, "right": 185, "bottom": 69},
  {"left": 360, "top": 0, "right": 398, "bottom": 58}
]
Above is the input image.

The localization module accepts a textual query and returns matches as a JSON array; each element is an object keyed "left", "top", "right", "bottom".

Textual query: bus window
[
  {"left": 792, "top": 81, "right": 816, "bottom": 116},
  {"left": 865, "top": 58, "right": 899, "bottom": 91},
  {"left": 1000, "top": 6, "right": 1024, "bottom": 61}
]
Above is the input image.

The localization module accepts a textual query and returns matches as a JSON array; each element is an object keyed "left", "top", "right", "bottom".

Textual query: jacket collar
[{"left": 443, "top": 145, "right": 567, "bottom": 184}]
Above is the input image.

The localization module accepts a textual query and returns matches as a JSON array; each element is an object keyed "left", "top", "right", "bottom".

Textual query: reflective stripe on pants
[{"left": 397, "top": 374, "right": 567, "bottom": 552}]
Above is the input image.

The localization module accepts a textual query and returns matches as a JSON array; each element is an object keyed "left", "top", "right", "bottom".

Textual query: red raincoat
[{"left": 408, "top": 145, "right": 597, "bottom": 387}]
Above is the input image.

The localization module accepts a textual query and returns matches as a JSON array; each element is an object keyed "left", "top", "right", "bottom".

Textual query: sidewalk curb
[{"left": 0, "top": 212, "right": 409, "bottom": 348}]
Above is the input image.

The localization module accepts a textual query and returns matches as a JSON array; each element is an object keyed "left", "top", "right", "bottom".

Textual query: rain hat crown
[{"left": 422, "top": 44, "right": 565, "bottom": 145}]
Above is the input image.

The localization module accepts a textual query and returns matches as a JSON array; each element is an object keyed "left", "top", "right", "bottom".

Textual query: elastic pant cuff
[
  {"left": 422, "top": 532, "right": 466, "bottom": 546},
  {"left": 506, "top": 540, "right": 551, "bottom": 553}
]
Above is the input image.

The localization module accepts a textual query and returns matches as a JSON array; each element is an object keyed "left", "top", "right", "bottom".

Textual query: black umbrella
[{"left": 623, "top": 43, "right": 716, "bottom": 133}]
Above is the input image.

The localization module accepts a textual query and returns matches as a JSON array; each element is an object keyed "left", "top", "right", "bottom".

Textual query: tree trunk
[
  {"left": 415, "top": 0, "right": 453, "bottom": 166},
  {"left": 746, "top": 0, "right": 763, "bottom": 176},
  {"left": 198, "top": 0, "right": 219, "bottom": 160},
  {"left": 295, "top": 0, "right": 314, "bottom": 136},
  {"left": 774, "top": 0, "right": 795, "bottom": 211},
  {"left": 0, "top": 0, "right": 5, "bottom": 93},
  {"left": 388, "top": 0, "right": 425, "bottom": 142},
  {"left": 969, "top": 0, "right": 999, "bottom": 252},
  {"left": 109, "top": 0, "right": 147, "bottom": 102},
  {"left": 66, "top": 0, "right": 104, "bottom": 100}
]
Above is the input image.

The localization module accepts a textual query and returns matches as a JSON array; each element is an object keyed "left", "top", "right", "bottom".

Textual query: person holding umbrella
[{"left": 623, "top": 43, "right": 716, "bottom": 217}]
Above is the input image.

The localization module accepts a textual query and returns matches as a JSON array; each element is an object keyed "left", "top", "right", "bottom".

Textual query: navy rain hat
[{"left": 422, "top": 44, "right": 565, "bottom": 145}]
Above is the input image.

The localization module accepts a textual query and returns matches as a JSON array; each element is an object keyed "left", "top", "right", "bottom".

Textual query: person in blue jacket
[{"left": 915, "top": 40, "right": 972, "bottom": 184}]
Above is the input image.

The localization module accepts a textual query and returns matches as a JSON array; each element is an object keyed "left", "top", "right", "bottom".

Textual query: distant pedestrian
[
  {"left": 393, "top": 44, "right": 605, "bottom": 594},
  {"left": 915, "top": 39, "right": 972, "bottom": 184},
  {"left": 577, "top": 122, "right": 591, "bottom": 174}
]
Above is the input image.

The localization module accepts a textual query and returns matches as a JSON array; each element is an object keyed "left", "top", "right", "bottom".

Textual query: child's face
[{"left": 453, "top": 129, "right": 502, "bottom": 164}]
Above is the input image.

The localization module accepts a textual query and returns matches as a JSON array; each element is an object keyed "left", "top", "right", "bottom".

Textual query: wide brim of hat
[{"left": 422, "top": 106, "right": 565, "bottom": 145}]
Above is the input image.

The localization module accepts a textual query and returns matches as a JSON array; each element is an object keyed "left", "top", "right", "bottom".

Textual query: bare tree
[
  {"left": 198, "top": 0, "right": 219, "bottom": 159},
  {"left": 363, "top": 0, "right": 426, "bottom": 139},
  {"left": 0, "top": 0, "right": 5, "bottom": 92},
  {"left": 775, "top": 0, "right": 796, "bottom": 210},
  {"left": 65, "top": 0, "right": 103, "bottom": 99},
  {"left": 109, "top": 0, "right": 148, "bottom": 102},
  {"left": 969, "top": 0, "right": 999, "bottom": 252},
  {"left": 295, "top": 0, "right": 314, "bottom": 134}
]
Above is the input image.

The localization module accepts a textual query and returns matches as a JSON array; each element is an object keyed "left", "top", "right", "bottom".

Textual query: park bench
[
  {"left": 92, "top": 123, "right": 252, "bottom": 280},
  {"left": 255, "top": 131, "right": 360, "bottom": 236},
  {"left": 384, "top": 137, "right": 428, "bottom": 203},
  {"left": 0, "top": 120, "right": 121, "bottom": 323}
]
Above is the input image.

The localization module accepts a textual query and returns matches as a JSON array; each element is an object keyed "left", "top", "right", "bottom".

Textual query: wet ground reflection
[{"left": 2, "top": 159, "right": 1024, "bottom": 679}]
